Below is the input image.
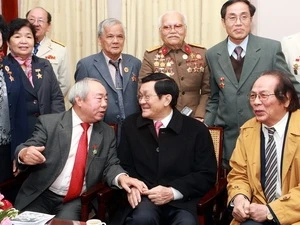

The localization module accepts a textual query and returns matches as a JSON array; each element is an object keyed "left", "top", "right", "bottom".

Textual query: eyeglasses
[
  {"left": 225, "top": 14, "right": 250, "bottom": 24},
  {"left": 28, "top": 18, "right": 46, "bottom": 25},
  {"left": 137, "top": 94, "right": 158, "bottom": 102},
  {"left": 160, "top": 24, "right": 185, "bottom": 33},
  {"left": 249, "top": 92, "right": 275, "bottom": 102}
]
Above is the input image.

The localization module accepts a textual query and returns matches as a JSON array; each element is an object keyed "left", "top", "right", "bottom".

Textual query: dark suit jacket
[
  {"left": 204, "top": 33, "right": 300, "bottom": 163},
  {"left": 5, "top": 54, "right": 65, "bottom": 135},
  {"left": 117, "top": 109, "right": 217, "bottom": 220},
  {"left": 14, "top": 110, "right": 125, "bottom": 210},
  {"left": 2, "top": 58, "right": 28, "bottom": 158},
  {"left": 74, "top": 51, "right": 141, "bottom": 124}
]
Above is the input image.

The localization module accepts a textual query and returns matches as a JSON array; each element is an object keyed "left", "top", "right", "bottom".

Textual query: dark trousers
[
  {"left": 241, "top": 219, "right": 276, "bottom": 225},
  {"left": 21, "top": 189, "right": 81, "bottom": 220},
  {"left": 124, "top": 197, "right": 197, "bottom": 225}
]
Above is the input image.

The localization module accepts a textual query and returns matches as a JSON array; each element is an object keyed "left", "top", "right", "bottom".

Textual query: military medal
[
  {"left": 196, "top": 54, "right": 202, "bottom": 59},
  {"left": 124, "top": 67, "right": 129, "bottom": 73},
  {"left": 4, "top": 66, "right": 14, "bottom": 82},
  {"left": 182, "top": 54, "right": 188, "bottom": 59},
  {"left": 219, "top": 77, "right": 225, "bottom": 88},
  {"left": 154, "top": 61, "right": 160, "bottom": 67},
  {"left": 187, "top": 67, "right": 192, "bottom": 73},
  {"left": 35, "top": 69, "right": 43, "bottom": 79}
]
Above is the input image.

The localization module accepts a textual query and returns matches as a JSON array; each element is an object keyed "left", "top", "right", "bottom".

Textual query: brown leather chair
[
  {"left": 197, "top": 127, "right": 227, "bottom": 225},
  {"left": 97, "top": 127, "right": 227, "bottom": 225}
]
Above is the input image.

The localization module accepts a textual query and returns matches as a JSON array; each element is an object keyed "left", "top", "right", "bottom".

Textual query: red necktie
[
  {"left": 64, "top": 123, "right": 90, "bottom": 202},
  {"left": 154, "top": 121, "right": 163, "bottom": 136}
]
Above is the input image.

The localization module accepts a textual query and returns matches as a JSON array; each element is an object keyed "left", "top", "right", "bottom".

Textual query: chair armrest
[
  {"left": 197, "top": 178, "right": 227, "bottom": 211},
  {"left": 80, "top": 182, "right": 106, "bottom": 221},
  {"left": 97, "top": 186, "right": 114, "bottom": 221}
]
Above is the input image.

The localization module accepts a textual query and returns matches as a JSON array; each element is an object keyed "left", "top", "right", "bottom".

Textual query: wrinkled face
[
  {"left": 26, "top": 8, "right": 50, "bottom": 42},
  {"left": 77, "top": 81, "right": 108, "bottom": 123},
  {"left": 138, "top": 81, "right": 171, "bottom": 121},
  {"left": 160, "top": 12, "right": 187, "bottom": 49},
  {"left": 250, "top": 75, "right": 289, "bottom": 127},
  {"left": 98, "top": 24, "right": 124, "bottom": 61},
  {"left": 222, "top": 2, "right": 252, "bottom": 45},
  {"left": 8, "top": 26, "right": 34, "bottom": 58}
]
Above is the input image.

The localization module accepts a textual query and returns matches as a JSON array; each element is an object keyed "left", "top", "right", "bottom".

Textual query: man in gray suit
[
  {"left": 75, "top": 18, "right": 141, "bottom": 143},
  {"left": 14, "top": 78, "right": 147, "bottom": 220},
  {"left": 204, "top": 0, "right": 300, "bottom": 169}
]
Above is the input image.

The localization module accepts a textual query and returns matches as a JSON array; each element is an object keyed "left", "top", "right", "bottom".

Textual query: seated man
[
  {"left": 14, "top": 78, "right": 146, "bottom": 220},
  {"left": 115, "top": 73, "right": 217, "bottom": 225},
  {"left": 227, "top": 70, "right": 300, "bottom": 225}
]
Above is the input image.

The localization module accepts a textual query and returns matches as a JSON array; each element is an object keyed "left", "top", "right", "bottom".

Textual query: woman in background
[
  {"left": 0, "top": 15, "right": 28, "bottom": 183},
  {"left": 4, "top": 18, "right": 65, "bottom": 136}
]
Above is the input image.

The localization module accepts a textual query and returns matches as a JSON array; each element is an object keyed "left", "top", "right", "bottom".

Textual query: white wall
[{"left": 252, "top": 0, "right": 300, "bottom": 41}]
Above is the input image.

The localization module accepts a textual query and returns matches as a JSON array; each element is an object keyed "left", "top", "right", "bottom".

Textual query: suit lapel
[
  {"left": 58, "top": 110, "right": 73, "bottom": 169},
  {"left": 121, "top": 55, "right": 136, "bottom": 91},
  {"left": 93, "top": 52, "right": 116, "bottom": 91},
  {"left": 281, "top": 114, "right": 300, "bottom": 183},
  {"left": 37, "top": 37, "right": 52, "bottom": 56},
  {"left": 217, "top": 39, "right": 239, "bottom": 88},
  {"left": 238, "top": 34, "right": 260, "bottom": 89},
  {"left": 86, "top": 121, "right": 104, "bottom": 172}
]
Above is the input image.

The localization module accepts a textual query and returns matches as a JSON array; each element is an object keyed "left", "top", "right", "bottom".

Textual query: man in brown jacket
[{"left": 139, "top": 11, "right": 210, "bottom": 121}]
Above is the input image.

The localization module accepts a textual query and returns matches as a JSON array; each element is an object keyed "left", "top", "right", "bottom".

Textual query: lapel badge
[
  {"left": 92, "top": 145, "right": 98, "bottom": 155},
  {"left": 131, "top": 73, "right": 137, "bottom": 82},
  {"left": 219, "top": 76, "right": 225, "bottom": 88},
  {"left": 35, "top": 69, "right": 43, "bottom": 79},
  {"left": 4, "top": 65, "right": 14, "bottom": 82},
  {"left": 182, "top": 54, "right": 188, "bottom": 60},
  {"left": 124, "top": 67, "right": 129, "bottom": 73}
]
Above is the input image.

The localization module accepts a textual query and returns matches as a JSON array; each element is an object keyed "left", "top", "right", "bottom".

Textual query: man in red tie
[
  {"left": 114, "top": 73, "right": 217, "bottom": 225},
  {"left": 14, "top": 78, "right": 147, "bottom": 220}
]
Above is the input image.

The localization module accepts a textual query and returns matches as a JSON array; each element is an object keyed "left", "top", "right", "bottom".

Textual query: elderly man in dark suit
[
  {"left": 204, "top": 0, "right": 300, "bottom": 169},
  {"left": 75, "top": 18, "right": 141, "bottom": 143},
  {"left": 115, "top": 73, "right": 217, "bottom": 225},
  {"left": 14, "top": 78, "right": 147, "bottom": 220}
]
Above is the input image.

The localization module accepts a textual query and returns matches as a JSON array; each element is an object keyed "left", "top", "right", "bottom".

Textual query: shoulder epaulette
[
  {"left": 146, "top": 45, "right": 162, "bottom": 52},
  {"left": 51, "top": 39, "right": 65, "bottom": 47},
  {"left": 189, "top": 43, "right": 206, "bottom": 49}
]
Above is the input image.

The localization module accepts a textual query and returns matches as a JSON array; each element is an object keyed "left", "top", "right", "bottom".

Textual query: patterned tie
[
  {"left": 64, "top": 123, "right": 90, "bottom": 202},
  {"left": 234, "top": 46, "right": 243, "bottom": 61},
  {"left": 264, "top": 127, "right": 277, "bottom": 203},
  {"left": 154, "top": 121, "right": 163, "bottom": 136},
  {"left": 33, "top": 42, "right": 40, "bottom": 55}
]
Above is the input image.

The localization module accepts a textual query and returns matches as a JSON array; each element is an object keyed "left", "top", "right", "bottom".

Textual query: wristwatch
[{"left": 266, "top": 212, "right": 274, "bottom": 221}]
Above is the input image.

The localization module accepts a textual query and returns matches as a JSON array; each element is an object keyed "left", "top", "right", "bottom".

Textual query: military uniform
[
  {"left": 140, "top": 42, "right": 210, "bottom": 118},
  {"left": 37, "top": 36, "right": 70, "bottom": 96}
]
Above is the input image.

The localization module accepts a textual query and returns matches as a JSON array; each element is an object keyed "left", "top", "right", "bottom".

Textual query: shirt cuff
[
  {"left": 113, "top": 173, "right": 128, "bottom": 189},
  {"left": 171, "top": 187, "right": 183, "bottom": 200}
]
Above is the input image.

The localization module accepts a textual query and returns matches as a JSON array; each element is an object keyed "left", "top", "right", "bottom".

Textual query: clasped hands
[
  {"left": 124, "top": 183, "right": 174, "bottom": 209},
  {"left": 232, "top": 194, "right": 270, "bottom": 223}
]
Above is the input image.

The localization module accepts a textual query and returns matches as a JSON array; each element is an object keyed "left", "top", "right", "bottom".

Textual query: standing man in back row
[
  {"left": 139, "top": 11, "right": 210, "bottom": 121},
  {"left": 75, "top": 18, "right": 141, "bottom": 143},
  {"left": 26, "top": 7, "right": 71, "bottom": 96},
  {"left": 204, "top": 0, "right": 300, "bottom": 169}
]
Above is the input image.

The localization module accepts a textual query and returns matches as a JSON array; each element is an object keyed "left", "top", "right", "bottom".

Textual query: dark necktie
[
  {"left": 109, "top": 59, "right": 125, "bottom": 120},
  {"left": 154, "top": 121, "right": 163, "bottom": 136},
  {"left": 64, "top": 123, "right": 90, "bottom": 202},
  {"left": 234, "top": 46, "right": 243, "bottom": 61},
  {"left": 33, "top": 42, "right": 40, "bottom": 55},
  {"left": 264, "top": 127, "right": 277, "bottom": 203}
]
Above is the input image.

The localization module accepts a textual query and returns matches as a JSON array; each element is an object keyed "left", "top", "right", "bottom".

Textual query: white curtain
[{"left": 121, "top": 0, "right": 227, "bottom": 59}]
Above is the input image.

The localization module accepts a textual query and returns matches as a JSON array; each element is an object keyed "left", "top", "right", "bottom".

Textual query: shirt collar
[
  {"left": 262, "top": 112, "right": 289, "bottom": 138},
  {"left": 227, "top": 35, "right": 249, "bottom": 56},
  {"left": 102, "top": 51, "right": 122, "bottom": 65},
  {"left": 154, "top": 110, "right": 173, "bottom": 128},
  {"left": 72, "top": 108, "right": 93, "bottom": 129}
]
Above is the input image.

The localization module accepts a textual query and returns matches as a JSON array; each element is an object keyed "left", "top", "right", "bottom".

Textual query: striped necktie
[{"left": 264, "top": 127, "right": 277, "bottom": 202}]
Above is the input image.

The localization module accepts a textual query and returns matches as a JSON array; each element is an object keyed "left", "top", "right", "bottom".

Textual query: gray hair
[
  {"left": 158, "top": 11, "right": 187, "bottom": 28},
  {"left": 68, "top": 78, "right": 102, "bottom": 105},
  {"left": 97, "top": 18, "right": 125, "bottom": 37}
]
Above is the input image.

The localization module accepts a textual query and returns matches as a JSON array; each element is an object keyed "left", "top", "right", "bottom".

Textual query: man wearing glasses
[
  {"left": 26, "top": 7, "right": 71, "bottom": 97},
  {"left": 204, "top": 0, "right": 300, "bottom": 170},
  {"left": 139, "top": 11, "right": 210, "bottom": 121},
  {"left": 227, "top": 70, "right": 300, "bottom": 225}
]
